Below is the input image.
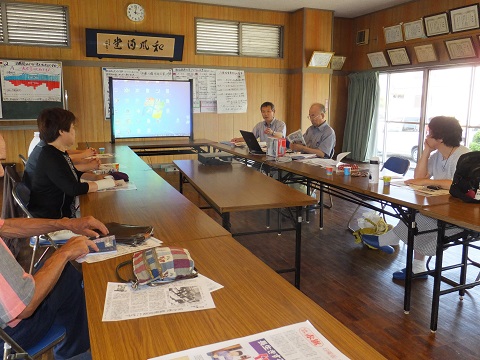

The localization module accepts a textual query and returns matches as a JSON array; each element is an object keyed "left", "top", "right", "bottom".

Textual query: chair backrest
[
  {"left": 381, "top": 156, "right": 410, "bottom": 176},
  {"left": 12, "top": 181, "right": 34, "bottom": 219},
  {"left": 19, "top": 154, "right": 27, "bottom": 166},
  {"left": 1, "top": 323, "right": 66, "bottom": 359}
]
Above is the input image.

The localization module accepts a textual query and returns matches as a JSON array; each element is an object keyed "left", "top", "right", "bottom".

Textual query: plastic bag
[{"left": 353, "top": 211, "right": 392, "bottom": 245}]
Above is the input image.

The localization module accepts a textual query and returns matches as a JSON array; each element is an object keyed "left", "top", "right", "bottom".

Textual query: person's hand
[
  {"left": 290, "top": 143, "right": 303, "bottom": 152},
  {"left": 263, "top": 128, "right": 274, "bottom": 136},
  {"left": 58, "top": 235, "right": 99, "bottom": 260},
  {"left": 84, "top": 158, "right": 101, "bottom": 170},
  {"left": 231, "top": 137, "right": 242, "bottom": 143},
  {"left": 423, "top": 139, "right": 434, "bottom": 155},
  {"left": 61, "top": 216, "right": 108, "bottom": 239}
]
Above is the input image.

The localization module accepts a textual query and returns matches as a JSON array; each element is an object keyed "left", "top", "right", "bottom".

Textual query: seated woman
[
  {"left": 370, "top": 116, "right": 469, "bottom": 280},
  {"left": 24, "top": 108, "right": 122, "bottom": 219}
]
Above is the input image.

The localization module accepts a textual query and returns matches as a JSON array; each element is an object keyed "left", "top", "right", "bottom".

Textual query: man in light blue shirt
[
  {"left": 232, "top": 102, "right": 286, "bottom": 143},
  {"left": 290, "top": 103, "right": 335, "bottom": 158}
]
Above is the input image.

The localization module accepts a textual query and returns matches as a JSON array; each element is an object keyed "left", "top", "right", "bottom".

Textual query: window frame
[{"left": 195, "top": 18, "right": 283, "bottom": 58}]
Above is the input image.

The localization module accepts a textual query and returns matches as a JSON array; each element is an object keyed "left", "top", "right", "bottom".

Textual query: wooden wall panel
[
  {"left": 301, "top": 73, "right": 331, "bottom": 131},
  {"left": 304, "top": 9, "right": 334, "bottom": 67},
  {"left": 338, "top": 0, "right": 480, "bottom": 72}
]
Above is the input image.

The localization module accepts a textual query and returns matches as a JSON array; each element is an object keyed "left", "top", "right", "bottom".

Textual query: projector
[{"left": 198, "top": 152, "right": 233, "bottom": 165}]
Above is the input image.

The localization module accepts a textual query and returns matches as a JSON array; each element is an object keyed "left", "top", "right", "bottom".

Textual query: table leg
[
  {"left": 430, "top": 220, "right": 446, "bottom": 332},
  {"left": 266, "top": 209, "right": 270, "bottom": 229},
  {"left": 294, "top": 206, "right": 302, "bottom": 289},
  {"left": 222, "top": 213, "right": 231, "bottom": 232},
  {"left": 306, "top": 180, "right": 311, "bottom": 223},
  {"left": 179, "top": 172, "right": 184, "bottom": 194},
  {"left": 319, "top": 185, "right": 324, "bottom": 230},
  {"left": 404, "top": 209, "right": 416, "bottom": 314}
]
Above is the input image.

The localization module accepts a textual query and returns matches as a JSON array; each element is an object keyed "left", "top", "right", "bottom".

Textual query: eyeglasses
[{"left": 307, "top": 114, "right": 319, "bottom": 120}]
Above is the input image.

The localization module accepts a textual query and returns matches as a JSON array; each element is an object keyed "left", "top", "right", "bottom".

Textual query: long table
[
  {"left": 173, "top": 159, "right": 316, "bottom": 288},
  {"left": 211, "top": 142, "right": 456, "bottom": 315},
  {"left": 81, "top": 144, "right": 384, "bottom": 359},
  {"left": 420, "top": 199, "right": 480, "bottom": 331}
]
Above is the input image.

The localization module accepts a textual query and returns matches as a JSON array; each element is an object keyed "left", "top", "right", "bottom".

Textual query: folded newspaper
[{"left": 286, "top": 129, "right": 306, "bottom": 145}]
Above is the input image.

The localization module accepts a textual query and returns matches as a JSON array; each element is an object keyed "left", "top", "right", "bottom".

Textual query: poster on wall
[
  {"left": 173, "top": 68, "right": 218, "bottom": 113},
  {"left": 215, "top": 70, "right": 247, "bottom": 114},
  {"left": 0, "top": 60, "right": 62, "bottom": 102}
]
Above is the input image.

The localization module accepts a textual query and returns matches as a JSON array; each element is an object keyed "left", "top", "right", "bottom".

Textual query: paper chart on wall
[
  {"left": 0, "top": 60, "right": 62, "bottom": 102},
  {"left": 102, "top": 67, "right": 173, "bottom": 118},
  {"left": 173, "top": 68, "right": 218, "bottom": 113},
  {"left": 216, "top": 70, "right": 247, "bottom": 113}
]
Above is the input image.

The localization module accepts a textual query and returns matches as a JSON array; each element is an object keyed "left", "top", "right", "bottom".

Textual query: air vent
[{"left": 356, "top": 29, "right": 369, "bottom": 45}]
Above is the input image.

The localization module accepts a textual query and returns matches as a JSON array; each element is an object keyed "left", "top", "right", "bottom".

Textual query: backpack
[{"left": 449, "top": 151, "right": 480, "bottom": 203}]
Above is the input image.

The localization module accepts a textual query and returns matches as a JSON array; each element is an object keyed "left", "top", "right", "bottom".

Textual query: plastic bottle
[
  {"left": 27, "top": 132, "right": 41, "bottom": 157},
  {"left": 369, "top": 156, "right": 380, "bottom": 184}
]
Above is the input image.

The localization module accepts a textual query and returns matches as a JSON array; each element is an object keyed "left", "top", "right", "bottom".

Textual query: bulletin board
[{"left": 0, "top": 59, "right": 64, "bottom": 120}]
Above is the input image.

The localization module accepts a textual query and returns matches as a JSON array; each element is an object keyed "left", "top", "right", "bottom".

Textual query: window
[
  {"left": 0, "top": 1, "right": 69, "bottom": 46},
  {"left": 196, "top": 18, "right": 283, "bottom": 58},
  {"left": 376, "top": 65, "right": 480, "bottom": 166}
]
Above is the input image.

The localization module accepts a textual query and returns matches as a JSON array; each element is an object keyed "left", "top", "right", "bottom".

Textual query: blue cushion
[{"left": 26, "top": 324, "right": 65, "bottom": 356}]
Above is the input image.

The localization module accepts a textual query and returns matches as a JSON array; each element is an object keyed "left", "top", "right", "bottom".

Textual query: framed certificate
[
  {"left": 386, "top": 47, "right": 410, "bottom": 65},
  {"left": 424, "top": 12, "right": 450, "bottom": 37},
  {"left": 444, "top": 37, "right": 477, "bottom": 60},
  {"left": 367, "top": 52, "right": 388, "bottom": 68},
  {"left": 413, "top": 44, "right": 438, "bottom": 63},
  {"left": 384, "top": 24, "right": 403, "bottom": 44},
  {"left": 449, "top": 4, "right": 480, "bottom": 33},
  {"left": 330, "top": 56, "right": 346, "bottom": 70},
  {"left": 403, "top": 19, "right": 425, "bottom": 40},
  {"left": 307, "top": 51, "right": 335, "bottom": 67}
]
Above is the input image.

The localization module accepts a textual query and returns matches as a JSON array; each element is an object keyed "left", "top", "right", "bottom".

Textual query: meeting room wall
[
  {"left": 0, "top": 0, "right": 304, "bottom": 167},
  {"left": 334, "top": 0, "right": 480, "bottom": 72}
]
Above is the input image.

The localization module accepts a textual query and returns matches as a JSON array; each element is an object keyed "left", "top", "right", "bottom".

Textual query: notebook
[{"left": 240, "top": 130, "right": 266, "bottom": 155}]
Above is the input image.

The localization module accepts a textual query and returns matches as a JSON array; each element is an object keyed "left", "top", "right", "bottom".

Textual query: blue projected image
[{"left": 110, "top": 79, "right": 192, "bottom": 140}]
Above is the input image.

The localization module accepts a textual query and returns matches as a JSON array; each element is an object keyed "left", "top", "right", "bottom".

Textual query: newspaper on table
[
  {"left": 102, "top": 276, "right": 217, "bottom": 322},
  {"left": 286, "top": 129, "right": 306, "bottom": 146},
  {"left": 390, "top": 181, "right": 451, "bottom": 196},
  {"left": 150, "top": 320, "right": 349, "bottom": 360}
]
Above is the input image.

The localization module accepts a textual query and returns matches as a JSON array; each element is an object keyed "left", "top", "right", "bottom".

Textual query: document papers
[
  {"left": 287, "top": 129, "right": 306, "bottom": 145},
  {"left": 299, "top": 151, "right": 351, "bottom": 167},
  {"left": 76, "top": 237, "right": 162, "bottom": 263},
  {"left": 150, "top": 321, "right": 349, "bottom": 360},
  {"left": 102, "top": 275, "right": 217, "bottom": 322}
]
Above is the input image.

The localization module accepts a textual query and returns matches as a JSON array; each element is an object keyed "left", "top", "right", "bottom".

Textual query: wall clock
[{"left": 127, "top": 3, "right": 145, "bottom": 22}]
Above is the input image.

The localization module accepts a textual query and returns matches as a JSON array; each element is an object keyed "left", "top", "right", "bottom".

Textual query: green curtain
[{"left": 342, "top": 71, "right": 379, "bottom": 162}]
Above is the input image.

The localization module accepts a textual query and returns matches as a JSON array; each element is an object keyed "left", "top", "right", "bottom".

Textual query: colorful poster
[{"left": 1, "top": 60, "right": 62, "bottom": 102}]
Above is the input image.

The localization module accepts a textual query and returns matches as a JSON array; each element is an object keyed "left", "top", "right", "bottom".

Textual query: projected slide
[{"left": 110, "top": 79, "right": 192, "bottom": 139}]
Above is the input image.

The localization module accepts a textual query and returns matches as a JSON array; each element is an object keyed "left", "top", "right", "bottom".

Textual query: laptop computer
[{"left": 240, "top": 130, "right": 266, "bottom": 155}]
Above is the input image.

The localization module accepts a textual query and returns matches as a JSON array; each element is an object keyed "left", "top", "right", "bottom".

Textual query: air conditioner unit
[{"left": 356, "top": 29, "right": 369, "bottom": 45}]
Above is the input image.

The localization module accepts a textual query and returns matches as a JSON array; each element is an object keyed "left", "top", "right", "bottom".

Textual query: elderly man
[
  {"left": 0, "top": 216, "right": 108, "bottom": 360},
  {"left": 289, "top": 103, "right": 336, "bottom": 158}
]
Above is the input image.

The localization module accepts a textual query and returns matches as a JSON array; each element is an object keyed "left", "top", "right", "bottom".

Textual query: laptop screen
[{"left": 239, "top": 130, "right": 265, "bottom": 154}]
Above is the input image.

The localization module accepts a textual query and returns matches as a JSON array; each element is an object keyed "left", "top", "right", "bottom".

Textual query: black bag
[
  {"left": 449, "top": 151, "right": 480, "bottom": 203},
  {"left": 104, "top": 222, "right": 154, "bottom": 245}
]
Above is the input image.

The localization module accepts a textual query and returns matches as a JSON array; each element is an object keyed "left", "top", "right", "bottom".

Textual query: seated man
[
  {"left": 289, "top": 103, "right": 335, "bottom": 158},
  {"left": 231, "top": 101, "right": 286, "bottom": 143},
  {"left": 0, "top": 216, "right": 108, "bottom": 360}
]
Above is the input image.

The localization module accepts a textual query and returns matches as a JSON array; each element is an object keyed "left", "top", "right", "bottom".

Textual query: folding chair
[
  {"left": 11, "top": 182, "right": 63, "bottom": 274},
  {"left": 1, "top": 324, "right": 66, "bottom": 359},
  {"left": 347, "top": 156, "right": 410, "bottom": 232}
]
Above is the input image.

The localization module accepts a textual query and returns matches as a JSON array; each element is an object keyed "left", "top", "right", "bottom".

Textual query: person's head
[
  {"left": 37, "top": 108, "right": 76, "bottom": 145},
  {"left": 308, "top": 103, "right": 326, "bottom": 127},
  {"left": 229, "top": 350, "right": 243, "bottom": 356},
  {"left": 260, "top": 102, "right": 275, "bottom": 124},
  {"left": 426, "top": 116, "right": 462, "bottom": 148}
]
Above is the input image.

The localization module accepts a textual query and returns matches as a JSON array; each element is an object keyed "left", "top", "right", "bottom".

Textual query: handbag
[
  {"left": 116, "top": 246, "right": 198, "bottom": 288},
  {"left": 449, "top": 152, "right": 480, "bottom": 203},
  {"left": 104, "top": 222, "right": 153, "bottom": 246}
]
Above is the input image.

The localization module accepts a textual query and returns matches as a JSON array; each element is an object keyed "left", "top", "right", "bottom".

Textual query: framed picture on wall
[
  {"left": 307, "top": 51, "right": 335, "bottom": 67},
  {"left": 403, "top": 19, "right": 425, "bottom": 40},
  {"left": 450, "top": 4, "right": 480, "bottom": 33},
  {"left": 424, "top": 12, "right": 450, "bottom": 37},
  {"left": 330, "top": 56, "right": 346, "bottom": 70},
  {"left": 413, "top": 44, "right": 438, "bottom": 63},
  {"left": 384, "top": 24, "right": 403, "bottom": 44},
  {"left": 367, "top": 52, "right": 389, "bottom": 68},
  {"left": 386, "top": 47, "right": 411, "bottom": 65},
  {"left": 444, "top": 37, "right": 477, "bottom": 60}
]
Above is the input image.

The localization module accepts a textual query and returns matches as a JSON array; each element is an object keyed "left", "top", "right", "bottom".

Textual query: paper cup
[
  {"left": 383, "top": 176, "right": 391, "bottom": 185},
  {"left": 325, "top": 166, "right": 334, "bottom": 175},
  {"left": 99, "top": 147, "right": 105, "bottom": 154},
  {"left": 343, "top": 166, "right": 351, "bottom": 176}
]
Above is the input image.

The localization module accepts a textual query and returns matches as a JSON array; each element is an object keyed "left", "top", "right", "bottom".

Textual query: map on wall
[{"left": 0, "top": 60, "right": 62, "bottom": 102}]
